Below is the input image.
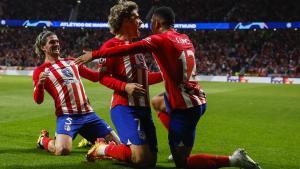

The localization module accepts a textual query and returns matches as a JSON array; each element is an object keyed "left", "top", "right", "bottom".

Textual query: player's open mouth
[{"left": 52, "top": 46, "right": 60, "bottom": 52}]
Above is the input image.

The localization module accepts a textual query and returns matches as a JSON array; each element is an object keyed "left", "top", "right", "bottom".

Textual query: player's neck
[
  {"left": 160, "top": 27, "right": 173, "bottom": 33},
  {"left": 45, "top": 55, "right": 60, "bottom": 64},
  {"left": 115, "top": 34, "right": 132, "bottom": 42}
]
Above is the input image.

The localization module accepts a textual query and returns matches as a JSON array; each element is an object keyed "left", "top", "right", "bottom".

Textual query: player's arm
[
  {"left": 99, "top": 59, "right": 146, "bottom": 96},
  {"left": 99, "top": 74, "right": 127, "bottom": 92},
  {"left": 148, "top": 71, "right": 163, "bottom": 85},
  {"left": 33, "top": 69, "right": 48, "bottom": 104},
  {"left": 78, "top": 65, "right": 100, "bottom": 82},
  {"left": 75, "top": 35, "right": 161, "bottom": 65},
  {"left": 100, "top": 75, "right": 145, "bottom": 96},
  {"left": 93, "top": 40, "right": 150, "bottom": 59}
]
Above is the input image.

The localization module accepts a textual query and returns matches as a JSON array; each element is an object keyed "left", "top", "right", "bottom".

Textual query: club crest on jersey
[
  {"left": 98, "top": 58, "right": 106, "bottom": 64},
  {"left": 61, "top": 67, "right": 73, "bottom": 78}
]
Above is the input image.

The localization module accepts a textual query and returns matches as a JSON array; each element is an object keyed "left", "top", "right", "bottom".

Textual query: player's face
[
  {"left": 150, "top": 15, "right": 160, "bottom": 34},
  {"left": 126, "top": 9, "right": 143, "bottom": 38},
  {"left": 42, "top": 35, "right": 60, "bottom": 58}
]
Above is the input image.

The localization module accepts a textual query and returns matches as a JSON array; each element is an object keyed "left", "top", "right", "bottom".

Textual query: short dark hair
[{"left": 153, "top": 6, "right": 175, "bottom": 28}]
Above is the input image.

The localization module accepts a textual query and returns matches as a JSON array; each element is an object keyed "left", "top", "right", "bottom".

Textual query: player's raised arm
[
  {"left": 78, "top": 64, "right": 99, "bottom": 82},
  {"left": 93, "top": 40, "right": 148, "bottom": 58},
  {"left": 74, "top": 50, "right": 93, "bottom": 65},
  {"left": 75, "top": 36, "right": 160, "bottom": 65}
]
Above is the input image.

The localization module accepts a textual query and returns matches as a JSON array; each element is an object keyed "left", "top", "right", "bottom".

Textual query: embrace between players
[{"left": 32, "top": 1, "right": 262, "bottom": 169}]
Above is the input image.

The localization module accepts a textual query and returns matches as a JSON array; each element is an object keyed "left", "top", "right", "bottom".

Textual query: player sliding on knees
[
  {"left": 75, "top": 6, "right": 262, "bottom": 169},
  {"left": 33, "top": 30, "right": 120, "bottom": 156}
]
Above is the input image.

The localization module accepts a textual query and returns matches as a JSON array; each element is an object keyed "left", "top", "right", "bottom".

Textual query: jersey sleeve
[
  {"left": 98, "top": 54, "right": 127, "bottom": 92},
  {"left": 78, "top": 65, "right": 99, "bottom": 82},
  {"left": 92, "top": 35, "right": 162, "bottom": 59},
  {"left": 99, "top": 75, "right": 127, "bottom": 92},
  {"left": 148, "top": 71, "right": 163, "bottom": 85},
  {"left": 32, "top": 68, "right": 45, "bottom": 104}
]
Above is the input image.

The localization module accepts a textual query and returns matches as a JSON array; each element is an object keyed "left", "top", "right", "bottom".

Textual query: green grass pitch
[{"left": 0, "top": 75, "right": 299, "bottom": 169}]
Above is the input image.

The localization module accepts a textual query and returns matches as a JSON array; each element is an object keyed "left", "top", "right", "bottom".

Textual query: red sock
[
  {"left": 158, "top": 111, "right": 170, "bottom": 130},
  {"left": 105, "top": 144, "right": 132, "bottom": 162},
  {"left": 42, "top": 137, "right": 53, "bottom": 151},
  {"left": 187, "top": 154, "right": 230, "bottom": 169}
]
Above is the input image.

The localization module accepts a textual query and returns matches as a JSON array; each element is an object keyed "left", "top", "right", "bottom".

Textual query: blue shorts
[
  {"left": 111, "top": 105, "right": 157, "bottom": 152},
  {"left": 168, "top": 103, "right": 207, "bottom": 148},
  {"left": 163, "top": 93, "right": 171, "bottom": 114},
  {"left": 56, "top": 112, "right": 113, "bottom": 143}
]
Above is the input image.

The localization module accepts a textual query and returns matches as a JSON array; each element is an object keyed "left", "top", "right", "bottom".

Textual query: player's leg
[
  {"left": 79, "top": 112, "right": 120, "bottom": 145},
  {"left": 87, "top": 106, "right": 157, "bottom": 168},
  {"left": 151, "top": 92, "right": 170, "bottom": 130},
  {"left": 170, "top": 104, "right": 261, "bottom": 169},
  {"left": 36, "top": 131, "right": 73, "bottom": 155},
  {"left": 169, "top": 104, "right": 228, "bottom": 168},
  {"left": 51, "top": 114, "right": 80, "bottom": 155},
  {"left": 168, "top": 105, "right": 202, "bottom": 168},
  {"left": 52, "top": 134, "right": 72, "bottom": 155},
  {"left": 107, "top": 106, "right": 157, "bottom": 167}
]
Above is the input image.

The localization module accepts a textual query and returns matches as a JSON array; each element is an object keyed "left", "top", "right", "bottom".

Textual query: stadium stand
[{"left": 1, "top": 0, "right": 300, "bottom": 77}]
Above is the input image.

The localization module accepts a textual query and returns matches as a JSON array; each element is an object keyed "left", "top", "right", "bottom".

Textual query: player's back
[{"left": 147, "top": 29, "right": 205, "bottom": 110}]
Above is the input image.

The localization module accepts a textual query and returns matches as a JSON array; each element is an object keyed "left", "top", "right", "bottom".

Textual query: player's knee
[
  {"left": 151, "top": 96, "right": 161, "bottom": 112},
  {"left": 54, "top": 146, "right": 71, "bottom": 156},
  {"left": 131, "top": 149, "right": 156, "bottom": 167}
]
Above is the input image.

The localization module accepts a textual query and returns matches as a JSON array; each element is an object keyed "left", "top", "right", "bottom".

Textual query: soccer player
[
  {"left": 33, "top": 30, "right": 120, "bottom": 156},
  {"left": 84, "top": 1, "right": 162, "bottom": 168},
  {"left": 75, "top": 6, "right": 261, "bottom": 169}
]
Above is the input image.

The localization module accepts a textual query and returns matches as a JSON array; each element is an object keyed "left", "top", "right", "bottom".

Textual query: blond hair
[{"left": 108, "top": 0, "right": 138, "bottom": 34}]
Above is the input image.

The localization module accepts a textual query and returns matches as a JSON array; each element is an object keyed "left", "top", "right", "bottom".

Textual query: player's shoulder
[
  {"left": 62, "top": 57, "right": 75, "bottom": 61},
  {"left": 166, "top": 30, "right": 194, "bottom": 48},
  {"left": 33, "top": 62, "right": 50, "bottom": 77},
  {"left": 34, "top": 62, "right": 50, "bottom": 71},
  {"left": 143, "top": 34, "right": 163, "bottom": 45},
  {"left": 102, "top": 38, "right": 122, "bottom": 48}
]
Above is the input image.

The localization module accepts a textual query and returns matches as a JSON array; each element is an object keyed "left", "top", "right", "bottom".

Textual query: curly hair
[
  {"left": 108, "top": 0, "right": 138, "bottom": 34},
  {"left": 34, "top": 30, "right": 56, "bottom": 58}
]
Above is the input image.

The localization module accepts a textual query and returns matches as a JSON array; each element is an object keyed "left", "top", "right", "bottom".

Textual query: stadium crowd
[
  {"left": 1, "top": 0, "right": 300, "bottom": 77},
  {"left": 1, "top": 0, "right": 300, "bottom": 22},
  {"left": 1, "top": 27, "right": 299, "bottom": 77}
]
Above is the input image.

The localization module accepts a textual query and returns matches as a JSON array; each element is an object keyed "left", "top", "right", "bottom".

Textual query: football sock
[
  {"left": 97, "top": 144, "right": 108, "bottom": 155},
  {"left": 158, "top": 111, "right": 170, "bottom": 130},
  {"left": 187, "top": 154, "right": 230, "bottom": 169},
  {"left": 41, "top": 137, "right": 53, "bottom": 150},
  {"left": 104, "top": 144, "right": 132, "bottom": 162}
]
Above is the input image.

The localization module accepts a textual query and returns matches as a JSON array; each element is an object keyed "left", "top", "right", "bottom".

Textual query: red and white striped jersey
[
  {"left": 33, "top": 58, "right": 99, "bottom": 117},
  {"left": 93, "top": 29, "right": 206, "bottom": 111},
  {"left": 97, "top": 38, "right": 162, "bottom": 109}
]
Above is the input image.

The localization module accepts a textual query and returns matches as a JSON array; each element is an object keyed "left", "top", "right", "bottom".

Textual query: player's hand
[
  {"left": 125, "top": 83, "right": 146, "bottom": 97},
  {"left": 74, "top": 50, "right": 93, "bottom": 65},
  {"left": 38, "top": 71, "right": 49, "bottom": 86}
]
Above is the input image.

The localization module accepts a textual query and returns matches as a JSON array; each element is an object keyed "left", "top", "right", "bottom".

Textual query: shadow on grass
[
  {"left": 4, "top": 162, "right": 175, "bottom": 169},
  {"left": 0, "top": 147, "right": 87, "bottom": 155}
]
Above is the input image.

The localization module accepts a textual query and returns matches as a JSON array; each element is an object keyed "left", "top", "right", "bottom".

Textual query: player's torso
[
  {"left": 43, "top": 59, "right": 93, "bottom": 115},
  {"left": 155, "top": 31, "right": 204, "bottom": 110},
  {"left": 103, "top": 39, "right": 150, "bottom": 107}
]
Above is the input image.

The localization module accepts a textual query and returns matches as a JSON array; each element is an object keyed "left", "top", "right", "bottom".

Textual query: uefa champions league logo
[
  {"left": 61, "top": 68, "right": 73, "bottom": 78},
  {"left": 22, "top": 20, "right": 53, "bottom": 27},
  {"left": 234, "top": 22, "right": 268, "bottom": 30}
]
